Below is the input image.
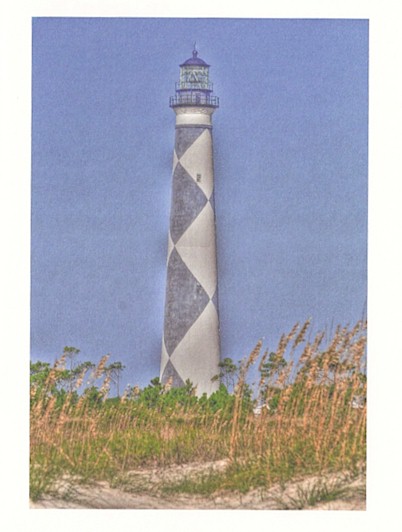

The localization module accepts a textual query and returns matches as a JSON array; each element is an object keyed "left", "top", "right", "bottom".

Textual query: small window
[{"left": 196, "top": 174, "right": 201, "bottom": 182}]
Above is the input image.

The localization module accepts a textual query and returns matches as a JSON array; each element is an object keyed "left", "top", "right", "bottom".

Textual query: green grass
[{"left": 161, "top": 461, "right": 270, "bottom": 497}]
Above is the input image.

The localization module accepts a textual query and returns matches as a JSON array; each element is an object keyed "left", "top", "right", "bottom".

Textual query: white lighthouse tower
[{"left": 160, "top": 48, "right": 220, "bottom": 396}]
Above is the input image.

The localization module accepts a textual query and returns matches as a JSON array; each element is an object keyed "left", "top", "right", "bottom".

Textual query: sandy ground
[{"left": 30, "top": 460, "right": 366, "bottom": 510}]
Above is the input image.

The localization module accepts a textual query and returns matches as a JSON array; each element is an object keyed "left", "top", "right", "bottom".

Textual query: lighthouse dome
[{"left": 180, "top": 49, "right": 210, "bottom": 67}]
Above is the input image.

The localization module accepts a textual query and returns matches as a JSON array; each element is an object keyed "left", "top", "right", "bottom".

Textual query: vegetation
[{"left": 30, "top": 321, "right": 366, "bottom": 503}]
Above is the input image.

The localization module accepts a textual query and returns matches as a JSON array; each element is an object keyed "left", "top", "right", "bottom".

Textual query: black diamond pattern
[
  {"left": 175, "top": 126, "right": 206, "bottom": 159},
  {"left": 169, "top": 162, "right": 208, "bottom": 243},
  {"left": 161, "top": 360, "right": 185, "bottom": 387},
  {"left": 164, "top": 248, "right": 210, "bottom": 356}
]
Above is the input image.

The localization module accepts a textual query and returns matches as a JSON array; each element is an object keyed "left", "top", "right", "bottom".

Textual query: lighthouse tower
[{"left": 160, "top": 48, "right": 220, "bottom": 396}]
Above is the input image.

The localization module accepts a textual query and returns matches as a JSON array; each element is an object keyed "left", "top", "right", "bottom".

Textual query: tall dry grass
[{"left": 30, "top": 320, "right": 366, "bottom": 499}]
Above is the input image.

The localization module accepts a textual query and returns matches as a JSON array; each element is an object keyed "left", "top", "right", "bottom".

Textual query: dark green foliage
[
  {"left": 30, "top": 361, "right": 52, "bottom": 396},
  {"left": 82, "top": 386, "right": 103, "bottom": 408},
  {"left": 212, "top": 357, "right": 240, "bottom": 391},
  {"left": 260, "top": 351, "right": 287, "bottom": 380},
  {"left": 206, "top": 384, "right": 234, "bottom": 412},
  {"left": 135, "top": 378, "right": 163, "bottom": 408}
]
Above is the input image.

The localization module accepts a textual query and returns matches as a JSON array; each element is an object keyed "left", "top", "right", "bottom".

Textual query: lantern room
[{"left": 170, "top": 48, "right": 219, "bottom": 108}]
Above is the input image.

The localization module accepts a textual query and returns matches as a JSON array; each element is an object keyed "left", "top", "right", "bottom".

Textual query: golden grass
[{"left": 30, "top": 320, "right": 366, "bottom": 500}]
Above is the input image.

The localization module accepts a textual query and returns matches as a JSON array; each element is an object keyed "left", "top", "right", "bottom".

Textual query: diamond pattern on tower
[
  {"left": 176, "top": 245, "right": 217, "bottom": 299},
  {"left": 163, "top": 248, "right": 210, "bottom": 356},
  {"left": 176, "top": 201, "right": 216, "bottom": 249},
  {"left": 161, "top": 359, "right": 185, "bottom": 388},
  {"left": 175, "top": 207, "right": 217, "bottom": 299},
  {"left": 179, "top": 129, "right": 214, "bottom": 200},
  {"left": 169, "top": 162, "right": 208, "bottom": 243},
  {"left": 169, "top": 300, "right": 220, "bottom": 387},
  {"left": 175, "top": 127, "right": 206, "bottom": 159},
  {"left": 162, "top": 123, "right": 219, "bottom": 393},
  {"left": 211, "top": 288, "right": 219, "bottom": 311}
]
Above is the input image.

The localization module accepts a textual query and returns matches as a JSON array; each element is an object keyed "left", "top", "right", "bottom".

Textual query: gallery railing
[{"left": 169, "top": 94, "right": 219, "bottom": 108}]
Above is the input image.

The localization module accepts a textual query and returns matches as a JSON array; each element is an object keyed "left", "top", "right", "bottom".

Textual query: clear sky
[{"left": 31, "top": 17, "right": 368, "bottom": 390}]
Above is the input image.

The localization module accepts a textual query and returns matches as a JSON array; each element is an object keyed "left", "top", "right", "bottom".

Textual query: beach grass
[{"left": 30, "top": 320, "right": 366, "bottom": 501}]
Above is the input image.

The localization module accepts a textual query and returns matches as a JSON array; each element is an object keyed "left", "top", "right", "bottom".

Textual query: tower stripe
[
  {"left": 169, "top": 301, "right": 220, "bottom": 395},
  {"left": 175, "top": 126, "right": 206, "bottom": 159},
  {"left": 175, "top": 203, "right": 218, "bottom": 299},
  {"left": 178, "top": 129, "right": 214, "bottom": 200},
  {"left": 161, "top": 360, "right": 185, "bottom": 388},
  {"left": 163, "top": 248, "right": 210, "bottom": 356},
  {"left": 169, "top": 162, "right": 208, "bottom": 243}
]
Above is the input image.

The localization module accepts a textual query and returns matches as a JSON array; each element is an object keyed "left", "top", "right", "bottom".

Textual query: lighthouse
[{"left": 160, "top": 48, "right": 220, "bottom": 396}]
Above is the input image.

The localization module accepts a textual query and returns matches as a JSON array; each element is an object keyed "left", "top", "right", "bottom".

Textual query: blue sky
[{"left": 31, "top": 18, "right": 368, "bottom": 390}]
